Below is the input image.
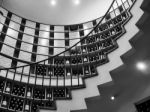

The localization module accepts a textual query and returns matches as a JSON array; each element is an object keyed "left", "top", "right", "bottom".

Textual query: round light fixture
[
  {"left": 51, "top": 0, "right": 56, "bottom": 6},
  {"left": 74, "top": 0, "right": 80, "bottom": 5},
  {"left": 136, "top": 62, "right": 147, "bottom": 71},
  {"left": 110, "top": 96, "right": 115, "bottom": 101}
]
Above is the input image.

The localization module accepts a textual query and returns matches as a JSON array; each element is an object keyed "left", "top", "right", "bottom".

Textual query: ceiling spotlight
[
  {"left": 110, "top": 96, "right": 115, "bottom": 101},
  {"left": 74, "top": 0, "right": 80, "bottom": 5},
  {"left": 51, "top": 0, "right": 56, "bottom": 6},
  {"left": 136, "top": 62, "right": 147, "bottom": 71}
]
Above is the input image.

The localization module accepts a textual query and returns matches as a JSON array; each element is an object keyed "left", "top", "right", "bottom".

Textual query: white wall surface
[{"left": 2, "top": 0, "right": 113, "bottom": 25}]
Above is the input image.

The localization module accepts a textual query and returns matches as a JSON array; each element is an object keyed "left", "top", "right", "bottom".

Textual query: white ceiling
[{"left": 2, "top": 0, "right": 113, "bottom": 25}]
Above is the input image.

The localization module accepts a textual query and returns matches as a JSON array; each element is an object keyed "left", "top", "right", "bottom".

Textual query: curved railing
[{"left": 0, "top": 0, "right": 135, "bottom": 112}]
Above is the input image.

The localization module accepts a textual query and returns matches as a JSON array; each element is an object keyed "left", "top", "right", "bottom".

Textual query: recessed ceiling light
[
  {"left": 136, "top": 62, "right": 147, "bottom": 71},
  {"left": 51, "top": 0, "right": 56, "bottom": 6},
  {"left": 74, "top": 0, "right": 80, "bottom": 5},
  {"left": 110, "top": 96, "right": 115, "bottom": 101}
]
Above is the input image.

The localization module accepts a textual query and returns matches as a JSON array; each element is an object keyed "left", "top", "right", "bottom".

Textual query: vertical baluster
[
  {"left": 56, "top": 57, "right": 58, "bottom": 88},
  {"left": 71, "top": 47, "right": 74, "bottom": 87},
  {"left": 33, "top": 63, "right": 38, "bottom": 104},
  {"left": 67, "top": 48, "right": 71, "bottom": 87},
  {"left": 9, "top": 68, "right": 17, "bottom": 111},
  {"left": 20, "top": 66, "right": 27, "bottom": 111},
  {"left": 3, "top": 69, "right": 9, "bottom": 111},
  {"left": 68, "top": 48, "right": 71, "bottom": 96},
  {"left": 47, "top": 57, "right": 52, "bottom": 107},
  {"left": 77, "top": 46, "right": 80, "bottom": 86},
  {"left": 81, "top": 38, "right": 85, "bottom": 77},
  {"left": 26, "top": 65, "right": 32, "bottom": 112},
  {"left": 21, "top": 66, "right": 26, "bottom": 112},
  {"left": 41, "top": 61, "right": 45, "bottom": 108},
  {"left": 63, "top": 53, "right": 66, "bottom": 88},
  {"left": 49, "top": 58, "right": 52, "bottom": 88}
]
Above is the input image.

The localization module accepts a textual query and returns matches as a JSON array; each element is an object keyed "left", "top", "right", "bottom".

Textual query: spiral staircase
[{"left": 0, "top": 0, "right": 146, "bottom": 112}]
